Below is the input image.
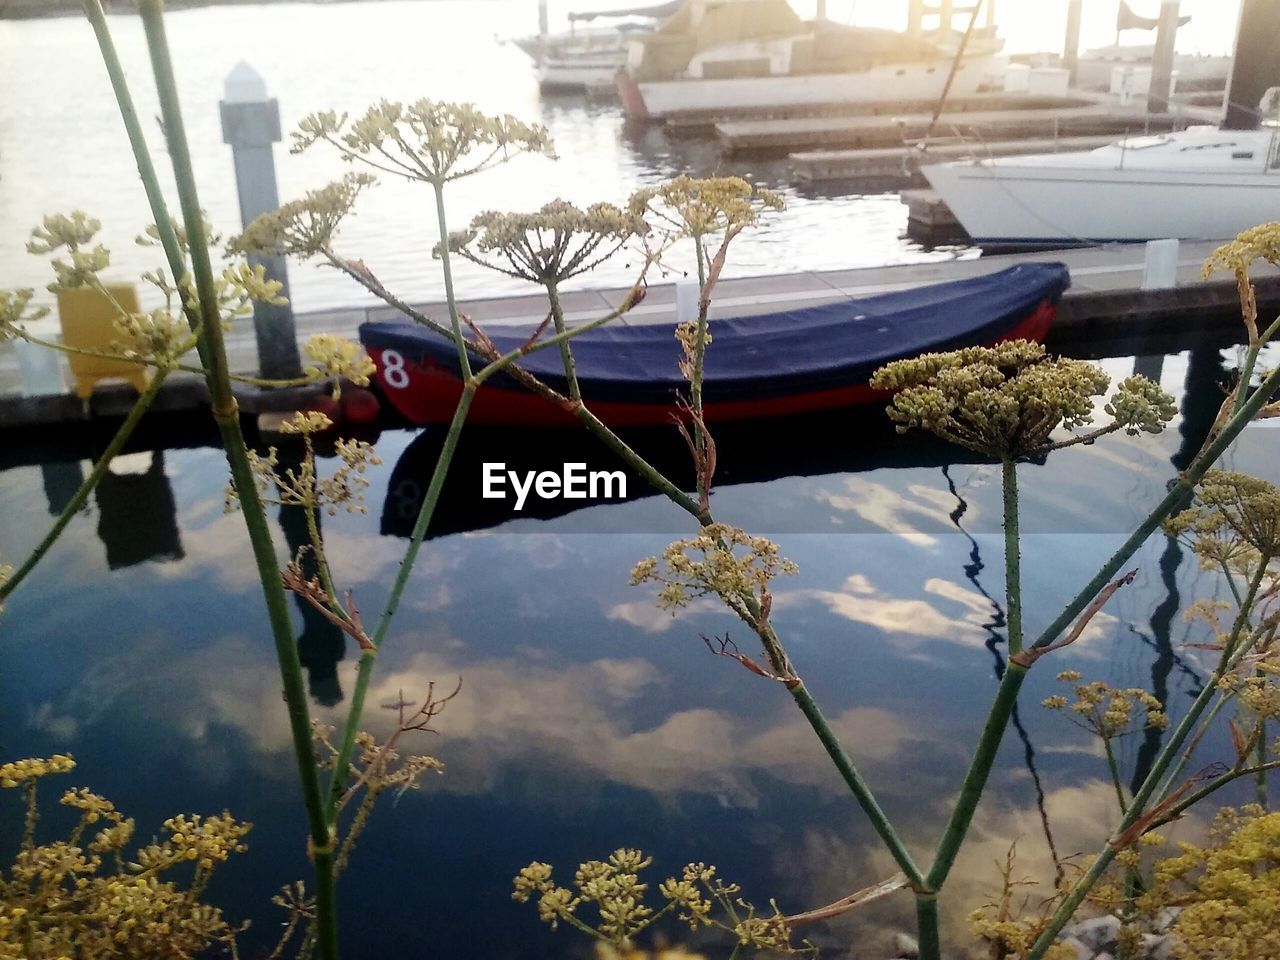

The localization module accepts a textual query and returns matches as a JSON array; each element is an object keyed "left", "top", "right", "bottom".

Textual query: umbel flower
[
  {"left": 441, "top": 200, "right": 643, "bottom": 284},
  {"left": 1042, "top": 670, "right": 1169, "bottom": 740},
  {"left": 1164, "top": 470, "right": 1280, "bottom": 572},
  {"left": 869, "top": 340, "right": 1176, "bottom": 460},
  {"left": 230, "top": 173, "right": 376, "bottom": 260},
  {"left": 628, "top": 175, "right": 783, "bottom": 244},
  {"left": 291, "top": 100, "right": 554, "bottom": 184},
  {"left": 26, "top": 211, "right": 111, "bottom": 293},
  {"left": 0, "top": 289, "right": 48, "bottom": 344}
]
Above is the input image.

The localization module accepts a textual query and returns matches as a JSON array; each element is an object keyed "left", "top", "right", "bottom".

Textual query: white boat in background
[
  {"left": 616, "top": 0, "right": 1004, "bottom": 119},
  {"left": 922, "top": 126, "right": 1280, "bottom": 246},
  {"left": 513, "top": 1, "right": 680, "bottom": 92}
]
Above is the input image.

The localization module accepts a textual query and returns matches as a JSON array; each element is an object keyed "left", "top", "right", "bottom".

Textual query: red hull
[{"left": 369, "top": 298, "right": 1057, "bottom": 428}]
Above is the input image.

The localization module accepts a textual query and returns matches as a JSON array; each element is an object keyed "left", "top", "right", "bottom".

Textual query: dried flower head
[
  {"left": 1165, "top": 471, "right": 1280, "bottom": 574},
  {"left": 293, "top": 100, "right": 554, "bottom": 184},
  {"left": 279, "top": 411, "right": 334, "bottom": 435},
  {"left": 1043, "top": 670, "right": 1168, "bottom": 739},
  {"left": 869, "top": 340, "right": 1175, "bottom": 460},
  {"left": 26, "top": 212, "right": 111, "bottom": 293},
  {"left": 631, "top": 524, "right": 798, "bottom": 620},
  {"left": 135, "top": 214, "right": 223, "bottom": 256},
  {"left": 442, "top": 200, "right": 642, "bottom": 284},
  {"left": 304, "top": 333, "right": 376, "bottom": 386},
  {"left": 229, "top": 173, "right": 376, "bottom": 259},
  {"left": 111, "top": 308, "right": 193, "bottom": 363},
  {"left": 0, "top": 288, "right": 49, "bottom": 343},
  {"left": 628, "top": 176, "right": 783, "bottom": 241}
]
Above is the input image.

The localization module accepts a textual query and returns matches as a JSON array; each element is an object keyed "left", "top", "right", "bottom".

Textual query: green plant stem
[
  {"left": 1153, "top": 760, "right": 1280, "bottom": 828},
  {"left": 915, "top": 895, "right": 940, "bottom": 960},
  {"left": 431, "top": 179, "right": 473, "bottom": 379},
  {"left": 135, "top": 4, "right": 337, "bottom": 957},
  {"left": 0, "top": 368, "right": 169, "bottom": 604},
  {"left": 81, "top": 0, "right": 210, "bottom": 368},
  {"left": 1002, "top": 459, "right": 1023, "bottom": 656},
  {"left": 325, "top": 384, "right": 477, "bottom": 815},
  {"left": 544, "top": 281, "right": 581, "bottom": 402},
  {"left": 788, "top": 679, "right": 926, "bottom": 888},
  {"left": 1104, "top": 739, "right": 1128, "bottom": 814},
  {"left": 1025, "top": 559, "right": 1269, "bottom": 960},
  {"left": 928, "top": 360, "right": 1280, "bottom": 905}
]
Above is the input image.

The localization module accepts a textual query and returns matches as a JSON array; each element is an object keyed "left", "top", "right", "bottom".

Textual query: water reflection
[
  {"left": 1, "top": 344, "right": 1271, "bottom": 958},
  {"left": 94, "top": 452, "right": 184, "bottom": 569}
]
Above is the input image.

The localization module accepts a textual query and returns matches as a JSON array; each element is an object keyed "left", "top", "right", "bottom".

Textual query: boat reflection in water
[{"left": 380, "top": 406, "right": 982, "bottom": 540}]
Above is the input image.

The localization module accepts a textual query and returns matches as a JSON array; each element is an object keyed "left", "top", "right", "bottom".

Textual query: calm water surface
[{"left": 2, "top": 338, "right": 1277, "bottom": 957}]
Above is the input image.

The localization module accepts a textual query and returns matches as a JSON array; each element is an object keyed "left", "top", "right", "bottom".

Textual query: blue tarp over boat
[{"left": 360, "top": 262, "right": 1070, "bottom": 426}]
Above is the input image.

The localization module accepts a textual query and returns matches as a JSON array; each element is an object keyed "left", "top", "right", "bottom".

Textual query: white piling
[
  {"left": 675, "top": 278, "right": 699, "bottom": 324},
  {"left": 1141, "top": 238, "right": 1180, "bottom": 291},
  {"left": 15, "top": 339, "right": 64, "bottom": 397}
]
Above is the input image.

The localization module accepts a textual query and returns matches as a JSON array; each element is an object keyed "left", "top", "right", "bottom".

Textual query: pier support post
[
  {"left": 1222, "top": 0, "right": 1280, "bottom": 130},
  {"left": 220, "top": 61, "right": 302, "bottom": 380},
  {"left": 675, "top": 278, "right": 699, "bottom": 325},
  {"left": 1062, "top": 0, "right": 1083, "bottom": 86},
  {"left": 1141, "top": 238, "right": 1180, "bottom": 291},
  {"left": 1146, "top": 0, "right": 1180, "bottom": 114}
]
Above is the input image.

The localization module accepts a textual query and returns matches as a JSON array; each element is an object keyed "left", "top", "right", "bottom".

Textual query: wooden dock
[
  {"left": 717, "top": 104, "right": 1202, "bottom": 154},
  {"left": 791, "top": 134, "right": 1119, "bottom": 185},
  {"left": 1, "top": 241, "right": 1274, "bottom": 431},
  {"left": 659, "top": 91, "right": 1097, "bottom": 133}
]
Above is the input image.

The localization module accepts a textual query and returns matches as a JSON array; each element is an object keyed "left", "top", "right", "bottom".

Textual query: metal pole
[
  {"left": 1146, "top": 0, "right": 1180, "bottom": 115},
  {"left": 1063, "top": 0, "right": 1083, "bottom": 86},
  {"left": 219, "top": 62, "right": 302, "bottom": 380}
]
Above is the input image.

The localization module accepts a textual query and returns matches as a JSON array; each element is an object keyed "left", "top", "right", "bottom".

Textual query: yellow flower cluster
[
  {"left": 0, "top": 755, "right": 76, "bottom": 788},
  {"left": 135, "top": 214, "right": 222, "bottom": 254},
  {"left": 444, "top": 200, "right": 643, "bottom": 284},
  {"left": 292, "top": 100, "right": 555, "bottom": 184},
  {"left": 631, "top": 523, "right": 798, "bottom": 617},
  {"left": 870, "top": 340, "right": 1174, "bottom": 459},
  {"left": 1202, "top": 222, "right": 1280, "bottom": 279},
  {"left": 1043, "top": 670, "right": 1169, "bottom": 740},
  {"left": 1137, "top": 805, "right": 1280, "bottom": 959},
  {"left": 226, "top": 435, "right": 382, "bottom": 516},
  {"left": 514, "top": 852, "right": 803, "bottom": 953},
  {"left": 230, "top": 173, "right": 375, "bottom": 259},
  {"left": 279, "top": 410, "right": 334, "bottom": 435},
  {"left": 304, "top": 333, "right": 376, "bottom": 386},
  {"left": 1, "top": 762, "right": 248, "bottom": 958}
]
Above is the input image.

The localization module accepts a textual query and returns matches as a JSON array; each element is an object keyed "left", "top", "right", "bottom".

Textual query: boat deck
[{"left": 1, "top": 240, "right": 1273, "bottom": 430}]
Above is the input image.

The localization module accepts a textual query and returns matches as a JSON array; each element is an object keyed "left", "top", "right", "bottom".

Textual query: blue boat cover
[{"left": 359, "top": 262, "right": 1069, "bottom": 404}]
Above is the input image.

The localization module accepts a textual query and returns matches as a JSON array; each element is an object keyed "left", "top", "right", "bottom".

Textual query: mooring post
[
  {"left": 220, "top": 61, "right": 302, "bottom": 380},
  {"left": 1062, "top": 0, "right": 1083, "bottom": 86},
  {"left": 1146, "top": 0, "right": 1180, "bottom": 114},
  {"left": 675, "top": 278, "right": 699, "bottom": 325}
]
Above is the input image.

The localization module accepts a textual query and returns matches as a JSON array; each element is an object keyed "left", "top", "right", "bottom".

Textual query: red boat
[{"left": 359, "top": 262, "right": 1069, "bottom": 428}]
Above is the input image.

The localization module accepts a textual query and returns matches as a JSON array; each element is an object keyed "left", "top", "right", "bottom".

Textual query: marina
[{"left": 5, "top": 2, "right": 1280, "bottom": 960}]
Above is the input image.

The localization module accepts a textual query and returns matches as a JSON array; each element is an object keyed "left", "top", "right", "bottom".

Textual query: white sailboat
[
  {"left": 514, "top": 2, "right": 680, "bottom": 92},
  {"left": 922, "top": 126, "right": 1280, "bottom": 245}
]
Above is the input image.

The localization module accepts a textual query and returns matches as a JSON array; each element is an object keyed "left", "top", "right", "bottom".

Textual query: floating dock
[
  {"left": 717, "top": 104, "right": 1207, "bottom": 154},
  {"left": 791, "top": 134, "right": 1119, "bottom": 185},
  {"left": 1, "top": 241, "right": 1274, "bottom": 431}
]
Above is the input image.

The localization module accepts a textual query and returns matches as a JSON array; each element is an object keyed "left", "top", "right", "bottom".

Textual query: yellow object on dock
[{"left": 57, "top": 283, "right": 150, "bottom": 400}]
